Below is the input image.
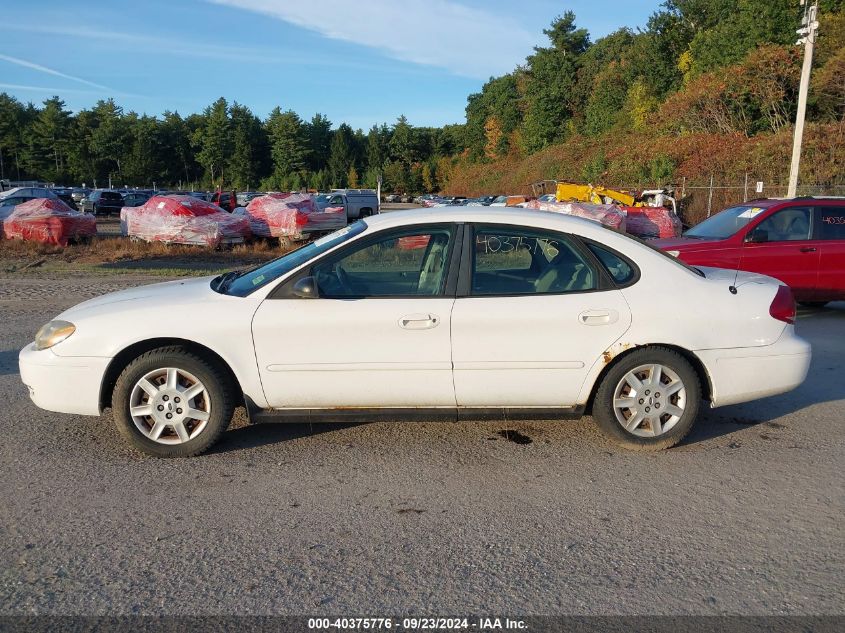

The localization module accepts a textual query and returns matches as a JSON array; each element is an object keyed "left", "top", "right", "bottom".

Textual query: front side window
[
  {"left": 471, "top": 228, "right": 597, "bottom": 295},
  {"left": 753, "top": 207, "right": 812, "bottom": 242},
  {"left": 313, "top": 227, "right": 454, "bottom": 298},
  {"left": 818, "top": 207, "right": 845, "bottom": 240},
  {"left": 223, "top": 222, "right": 367, "bottom": 296}
]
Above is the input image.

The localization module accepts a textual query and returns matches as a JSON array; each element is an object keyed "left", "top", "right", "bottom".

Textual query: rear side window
[
  {"left": 102, "top": 192, "right": 122, "bottom": 201},
  {"left": 818, "top": 207, "right": 845, "bottom": 240},
  {"left": 471, "top": 228, "right": 597, "bottom": 296},
  {"left": 588, "top": 243, "right": 637, "bottom": 286}
]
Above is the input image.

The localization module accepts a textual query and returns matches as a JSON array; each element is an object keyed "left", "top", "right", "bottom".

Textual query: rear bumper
[
  {"left": 19, "top": 343, "right": 109, "bottom": 416},
  {"left": 696, "top": 329, "right": 812, "bottom": 407}
]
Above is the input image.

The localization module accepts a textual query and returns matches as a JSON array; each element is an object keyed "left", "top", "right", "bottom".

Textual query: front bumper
[
  {"left": 696, "top": 329, "right": 812, "bottom": 407},
  {"left": 18, "top": 343, "right": 110, "bottom": 416}
]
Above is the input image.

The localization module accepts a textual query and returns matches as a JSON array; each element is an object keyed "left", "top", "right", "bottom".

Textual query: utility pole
[{"left": 787, "top": 1, "right": 820, "bottom": 198}]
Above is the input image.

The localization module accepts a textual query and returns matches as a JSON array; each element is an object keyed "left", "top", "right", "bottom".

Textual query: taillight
[
  {"left": 294, "top": 211, "right": 309, "bottom": 226},
  {"left": 769, "top": 285, "right": 796, "bottom": 324}
]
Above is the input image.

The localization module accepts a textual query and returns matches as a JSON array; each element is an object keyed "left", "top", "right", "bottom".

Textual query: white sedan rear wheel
[{"left": 593, "top": 347, "right": 701, "bottom": 451}]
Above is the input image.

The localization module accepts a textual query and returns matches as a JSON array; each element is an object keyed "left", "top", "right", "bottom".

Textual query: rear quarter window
[
  {"left": 819, "top": 207, "right": 845, "bottom": 240},
  {"left": 587, "top": 243, "right": 638, "bottom": 286}
]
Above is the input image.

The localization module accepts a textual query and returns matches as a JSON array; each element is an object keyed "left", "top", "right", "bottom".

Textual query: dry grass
[{"left": 0, "top": 236, "right": 285, "bottom": 276}]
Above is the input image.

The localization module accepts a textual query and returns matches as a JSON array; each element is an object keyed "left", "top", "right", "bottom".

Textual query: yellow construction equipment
[
  {"left": 531, "top": 180, "right": 677, "bottom": 213},
  {"left": 554, "top": 182, "right": 637, "bottom": 206}
]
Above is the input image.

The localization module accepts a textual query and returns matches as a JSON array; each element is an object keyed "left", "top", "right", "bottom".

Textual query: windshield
[
  {"left": 222, "top": 221, "right": 367, "bottom": 296},
  {"left": 684, "top": 205, "right": 768, "bottom": 239}
]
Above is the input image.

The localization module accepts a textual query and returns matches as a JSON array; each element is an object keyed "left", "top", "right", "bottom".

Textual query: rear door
[
  {"left": 815, "top": 205, "right": 845, "bottom": 301},
  {"left": 450, "top": 225, "right": 632, "bottom": 407},
  {"left": 740, "top": 205, "right": 820, "bottom": 300}
]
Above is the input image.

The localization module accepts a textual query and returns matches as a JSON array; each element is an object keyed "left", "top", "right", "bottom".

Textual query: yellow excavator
[{"left": 532, "top": 180, "right": 677, "bottom": 213}]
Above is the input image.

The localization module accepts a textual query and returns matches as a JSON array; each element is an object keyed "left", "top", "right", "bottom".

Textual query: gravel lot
[{"left": 0, "top": 274, "right": 842, "bottom": 616}]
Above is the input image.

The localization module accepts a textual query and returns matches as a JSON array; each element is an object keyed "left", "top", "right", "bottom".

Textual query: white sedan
[{"left": 19, "top": 208, "right": 811, "bottom": 457}]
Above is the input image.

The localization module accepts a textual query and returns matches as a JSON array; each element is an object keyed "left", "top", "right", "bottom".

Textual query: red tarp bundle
[
  {"left": 245, "top": 193, "right": 346, "bottom": 239},
  {"left": 3, "top": 198, "right": 97, "bottom": 246},
  {"left": 120, "top": 195, "right": 251, "bottom": 247},
  {"left": 621, "top": 206, "right": 683, "bottom": 239},
  {"left": 525, "top": 199, "right": 627, "bottom": 232}
]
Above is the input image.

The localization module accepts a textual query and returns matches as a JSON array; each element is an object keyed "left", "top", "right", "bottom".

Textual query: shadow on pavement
[{"left": 211, "top": 421, "right": 367, "bottom": 454}]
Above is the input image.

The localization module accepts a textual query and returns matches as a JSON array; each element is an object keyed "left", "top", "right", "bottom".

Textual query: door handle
[
  {"left": 800, "top": 246, "right": 817, "bottom": 253},
  {"left": 579, "top": 309, "right": 617, "bottom": 325},
  {"left": 399, "top": 313, "right": 440, "bottom": 330}
]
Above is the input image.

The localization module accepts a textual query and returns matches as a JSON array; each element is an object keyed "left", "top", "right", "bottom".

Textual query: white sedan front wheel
[
  {"left": 112, "top": 347, "right": 234, "bottom": 457},
  {"left": 129, "top": 367, "right": 211, "bottom": 445},
  {"left": 593, "top": 348, "right": 701, "bottom": 451}
]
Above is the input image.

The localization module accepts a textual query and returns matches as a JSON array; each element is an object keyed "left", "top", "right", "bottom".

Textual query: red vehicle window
[{"left": 818, "top": 207, "right": 845, "bottom": 240}]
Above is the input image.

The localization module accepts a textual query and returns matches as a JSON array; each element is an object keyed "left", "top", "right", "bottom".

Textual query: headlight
[
  {"left": 34, "top": 320, "right": 76, "bottom": 350},
  {"left": 666, "top": 250, "right": 681, "bottom": 257}
]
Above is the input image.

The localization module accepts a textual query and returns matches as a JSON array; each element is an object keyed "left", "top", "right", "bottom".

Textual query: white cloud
[
  {"left": 0, "top": 83, "right": 104, "bottom": 96},
  {"left": 208, "top": 0, "right": 535, "bottom": 79},
  {"left": 0, "top": 53, "right": 116, "bottom": 92},
  {"left": 2, "top": 23, "right": 438, "bottom": 75}
]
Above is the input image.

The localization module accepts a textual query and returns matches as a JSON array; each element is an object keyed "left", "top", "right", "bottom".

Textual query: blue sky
[{"left": 1, "top": 0, "right": 657, "bottom": 130}]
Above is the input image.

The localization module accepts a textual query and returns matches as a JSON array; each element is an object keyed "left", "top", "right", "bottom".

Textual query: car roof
[{"left": 363, "top": 206, "right": 617, "bottom": 239}]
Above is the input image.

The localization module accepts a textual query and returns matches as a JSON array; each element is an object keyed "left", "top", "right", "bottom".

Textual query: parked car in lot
[
  {"left": 654, "top": 198, "right": 845, "bottom": 306},
  {"left": 80, "top": 190, "right": 125, "bottom": 216},
  {"left": 51, "top": 187, "right": 76, "bottom": 209},
  {"left": 71, "top": 188, "right": 91, "bottom": 207},
  {"left": 0, "top": 187, "right": 58, "bottom": 218},
  {"left": 236, "top": 191, "right": 264, "bottom": 207},
  {"left": 19, "top": 207, "right": 810, "bottom": 457},
  {"left": 120, "top": 195, "right": 250, "bottom": 247},
  {"left": 315, "top": 189, "right": 378, "bottom": 221},
  {"left": 122, "top": 191, "right": 150, "bottom": 207},
  {"left": 210, "top": 191, "right": 237, "bottom": 212}
]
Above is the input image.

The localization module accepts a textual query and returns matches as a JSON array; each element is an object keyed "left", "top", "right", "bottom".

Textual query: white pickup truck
[{"left": 315, "top": 189, "right": 379, "bottom": 221}]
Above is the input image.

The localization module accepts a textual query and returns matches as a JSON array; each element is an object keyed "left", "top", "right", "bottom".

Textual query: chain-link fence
[{"left": 675, "top": 178, "right": 845, "bottom": 226}]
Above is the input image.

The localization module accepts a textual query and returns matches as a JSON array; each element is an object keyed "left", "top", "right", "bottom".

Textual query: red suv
[{"left": 654, "top": 198, "right": 845, "bottom": 306}]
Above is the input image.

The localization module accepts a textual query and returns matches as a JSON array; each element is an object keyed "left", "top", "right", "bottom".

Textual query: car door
[
  {"left": 815, "top": 205, "right": 845, "bottom": 301},
  {"left": 450, "top": 225, "right": 632, "bottom": 408},
  {"left": 251, "top": 224, "right": 460, "bottom": 409},
  {"left": 740, "top": 205, "right": 820, "bottom": 300}
]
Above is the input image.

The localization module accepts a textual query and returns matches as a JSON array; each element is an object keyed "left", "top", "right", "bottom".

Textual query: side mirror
[
  {"left": 746, "top": 228, "right": 769, "bottom": 243},
  {"left": 292, "top": 276, "right": 318, "bottom": 299}
]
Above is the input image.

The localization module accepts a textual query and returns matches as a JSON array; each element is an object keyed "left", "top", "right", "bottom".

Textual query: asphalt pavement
[{"left": 0, "top": 275, "right": 842, "bottom": 616}]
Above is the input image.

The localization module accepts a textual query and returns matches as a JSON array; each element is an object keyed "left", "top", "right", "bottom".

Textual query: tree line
[{"left": 0, "top": 94, "right": 466, "bottom": 192}]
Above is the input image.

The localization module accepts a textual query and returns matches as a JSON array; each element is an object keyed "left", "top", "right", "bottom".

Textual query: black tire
[
  {"left": 798, "top": 301, "right": 828, "bottom": 308},
  {"left": 592, "top": 347, "right": 701, "bottom": 451},
  {"left": 112, "top": 346, "right": 235, "bottom": 457}
]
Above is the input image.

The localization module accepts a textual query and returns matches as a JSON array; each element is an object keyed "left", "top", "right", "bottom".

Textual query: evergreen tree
[
  {"left": 328, "top": 123, "right": 355, "bottom": 187},
  {"left": 89, "top": 99, "right": 130, "bottom": 185},
  {"left": 29, "top": 97, "right": 72, "bottom": 182},
  {"left": 304, "top": 113, "right": 332, "bottom": 172},
  {"left": 194, "top": 97, "right": 231, "bottom": 186},
  {"left": 266, "top": 107, "right": 307, "bottom": 186},
  {"left": 228, "top": 103, "right": 269, "bottom": 190}
]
